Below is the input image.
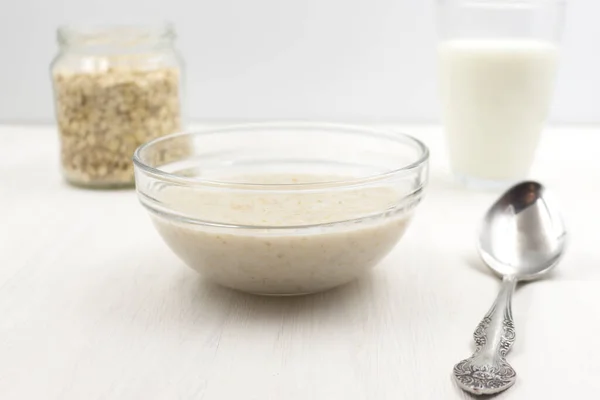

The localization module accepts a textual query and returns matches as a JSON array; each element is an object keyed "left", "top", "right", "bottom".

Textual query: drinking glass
[{"left": 436, "top": 0, "right": 565, "bottom": 188}]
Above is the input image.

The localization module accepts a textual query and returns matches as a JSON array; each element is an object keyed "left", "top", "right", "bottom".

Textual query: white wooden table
[{"left": 1, "top": 125, "right": 599, "bottom": 399}]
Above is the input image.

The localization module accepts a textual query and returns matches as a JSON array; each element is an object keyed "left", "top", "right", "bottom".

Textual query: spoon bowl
[{"left": 478, "top": 181, "right": 567, "bottom": 280}]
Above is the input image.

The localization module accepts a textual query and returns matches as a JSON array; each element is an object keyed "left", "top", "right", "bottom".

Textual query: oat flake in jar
[{"left": 50, "top": 24, "right": 184, "bottom": 188}]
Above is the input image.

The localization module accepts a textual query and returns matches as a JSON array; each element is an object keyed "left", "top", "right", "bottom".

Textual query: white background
[{"left": 0, "top": 0, "right": 597, "bottom": 123}]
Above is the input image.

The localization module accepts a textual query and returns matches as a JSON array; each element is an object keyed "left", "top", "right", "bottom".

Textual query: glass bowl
[{"left": 133, "top": 122, "right": 429, "bottom": 295}]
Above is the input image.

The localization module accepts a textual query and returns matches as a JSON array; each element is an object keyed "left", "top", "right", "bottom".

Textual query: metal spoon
[{"left": 453, "top": 181, "right": 567, "bottom": 395}]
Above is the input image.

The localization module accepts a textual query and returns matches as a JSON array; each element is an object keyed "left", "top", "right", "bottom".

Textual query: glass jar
[{"left": 50, "top": 23, "right": 185, "bottom": 188}]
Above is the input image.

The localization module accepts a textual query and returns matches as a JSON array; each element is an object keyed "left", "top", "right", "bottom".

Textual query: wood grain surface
[{"left": 1, "top": 125, "right": 599, "bottom": 399}]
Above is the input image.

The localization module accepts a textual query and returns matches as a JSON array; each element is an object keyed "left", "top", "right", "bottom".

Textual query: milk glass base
[{"left": 453, "top": 172, "right": 521, "bottom": 191}]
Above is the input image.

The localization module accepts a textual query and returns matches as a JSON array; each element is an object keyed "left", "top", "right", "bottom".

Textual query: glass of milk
[{"left": 436, "top": 0, "right": 565, "bottom": 188}]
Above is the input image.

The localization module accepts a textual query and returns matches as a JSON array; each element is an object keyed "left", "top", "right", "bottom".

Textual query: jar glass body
[{"left": 50, "top": 24, "right": 185, "bottom": 188}]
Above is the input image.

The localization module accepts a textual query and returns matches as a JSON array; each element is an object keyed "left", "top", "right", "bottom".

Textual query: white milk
[{"left": 439, "top": 39, "right": 559, "bottom": 182}]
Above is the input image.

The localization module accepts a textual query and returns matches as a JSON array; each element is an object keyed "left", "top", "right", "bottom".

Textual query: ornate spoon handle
[{"left": 453, "top": 276, "right": 517, "bottom": 395}]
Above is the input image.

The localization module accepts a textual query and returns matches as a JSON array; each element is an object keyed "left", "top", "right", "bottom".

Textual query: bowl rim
[{"left": 133, "top": 121, "right": 430, "bottom": 190}]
